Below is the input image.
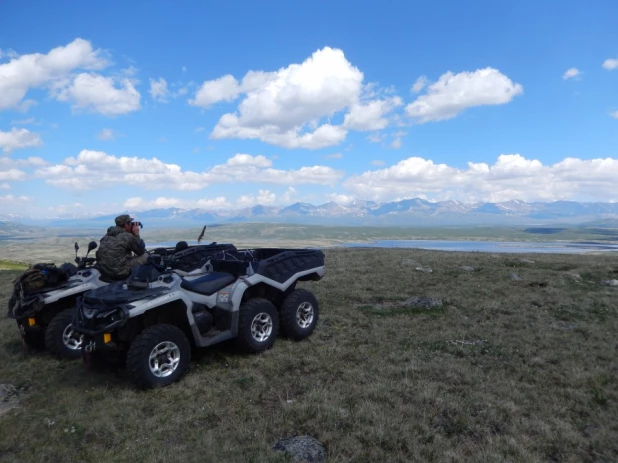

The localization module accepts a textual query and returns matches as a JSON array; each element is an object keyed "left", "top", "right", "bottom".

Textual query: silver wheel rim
[
  {"left": 250, "top": 312, "right": 273, "bottom": 342},
  {"left": 148, "top": 341, "right": 181, "bottom": 377},
  {"left": 62, "top": 324, "right": 83, "bottom": 350},
  {"left": 296, "top": 302, "right": 314, "bottom": 328}
]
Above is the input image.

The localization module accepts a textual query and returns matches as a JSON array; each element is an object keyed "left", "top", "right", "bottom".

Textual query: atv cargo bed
[{"left": 207, "top": 248, "right": 325, "bottom": 283}]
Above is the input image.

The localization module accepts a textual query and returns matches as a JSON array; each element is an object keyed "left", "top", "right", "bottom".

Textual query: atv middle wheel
[
  {"left": 45, "top": 308, "right": 83, "bottom": 359},
  {"left": 279, "top": 288, "right": 319, "bottom": 340},
  {"left": 126, "top": 324, "right": 191, "bottom": 389},
  {"left": 236, "top": 297, "right": 279, "bottom": 353}
]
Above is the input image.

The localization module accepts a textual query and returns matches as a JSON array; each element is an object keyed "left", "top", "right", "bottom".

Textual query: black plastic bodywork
[{"left": 73, "top": 282, "right": 170, "bottom": 336}]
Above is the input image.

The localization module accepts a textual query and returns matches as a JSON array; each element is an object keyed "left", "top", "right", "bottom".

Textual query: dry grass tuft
[{"left": 1, "top": 248, "right": 617, "bottom": 462}]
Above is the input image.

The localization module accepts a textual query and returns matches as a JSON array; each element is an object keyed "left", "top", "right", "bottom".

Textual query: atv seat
[
  {"left": 180, "top": 272, "right": 236, "bottom": 296},
  {"left": 98, "top": 273, "right": 128, "bottom": 284}
]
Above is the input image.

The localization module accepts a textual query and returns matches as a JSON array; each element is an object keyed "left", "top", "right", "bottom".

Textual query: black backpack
[{"left": 13, "top": 263, "right": 73, "bottom": 294}]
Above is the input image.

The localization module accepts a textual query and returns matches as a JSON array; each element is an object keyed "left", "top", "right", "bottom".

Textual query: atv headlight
[{"left": 82, "top": 307, "right": 97, "bottom": 319}]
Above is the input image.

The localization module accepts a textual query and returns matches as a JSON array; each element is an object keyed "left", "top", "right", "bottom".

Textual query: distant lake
[
  {"left": 341, "top": 240, "right": 618, "bottom": 253},
  {"left": 147, "top": 239, "right": 618, "bottom": 254}
]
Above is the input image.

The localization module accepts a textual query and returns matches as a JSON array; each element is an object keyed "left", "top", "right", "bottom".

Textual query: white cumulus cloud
[
  {"left": 602, "top": 58, "right": 618, "bottom": 70},
  {"left": 123, "top": 193, "right": 291, "bottom": 211},
  {"left": 0, "top": 128, "right": 43, "bottom": 153},
  {"left": 34, "top": 149, "right": 344, "bottom": 191},
  {"left": 281, "top": 187, "right": 297, "bottom": 203},
  {"left": 563, "top": 68, "right": 581, "bottom": 80},
  {"left": 149, "top": 77, "right": 169, "bottom": 102},
  {"left": 0, "top": 48, "right": 19, "bottom": 60},
  {"left": 343, "top": 96, "right": 402, "bottom": 131},
  {"left": 0, "top": 38, "right": 109, "bottom": 111},
  {"left": 196, "top": 196, "right": 231, "bottom": 209},
  {"left": 237, "top": 189, "right": 277, "bottom": 208},
  {"left": 189, "top": 74, "right": 245, "bottom": 108},
  {"left": 325, "top": 193, "right": 356, "bottom": 205},
  {"left": 343, "top": 154, "right": 618, "bottom": 203},
  {"left": 0, "top": 169, "right": 27, "bottom": 181},
  {"left": 405, "top": 67, "right": 523, "bottom": 123},
  {"left": 0, "top": 156, "right": 48, "bottom": 171},
  {"left": 411, "top": 76, "right": 428, "bottom": 93},
  {"left": 193, "top": 47, "right": 401, "bottom": 149},
  {"left": 53, "top": 72, "right": 141, "bottom": 116},
  {"left": 0, "top": 194, "right": 30, "bottom": 204},
  {"left": 97, "top": 128, "right": 116, "bottom": 141}
]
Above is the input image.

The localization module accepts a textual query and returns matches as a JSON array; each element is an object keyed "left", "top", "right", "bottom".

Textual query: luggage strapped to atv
[{"left": 7, "top": 263, "right": 74, "bottom": 319}]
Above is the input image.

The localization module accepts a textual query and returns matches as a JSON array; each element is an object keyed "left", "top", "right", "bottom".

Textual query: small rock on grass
[
  {"left": 0, "top": 384, "right": 21, "bottom": 417},
  {"left": 510, "top": 272, "right": 522, "bottom": 281},
  {"left": 273, "top": 436, "right": 326, "bottom": 463},
  {"left": 552, "top": 322, "right": 577, "bottom": 331},
  {"left": 460, "top": 266, "right": 474, "bottom": 272},
  {"left": 401, "top": 296, "right": 443, "bottom": 309},
  {"left": 565, "top": 273, "right": 582, "bottom": 281},
  {"left": 415, "top": 266, "right": 433, "bottom": 273},
  {"left": 519, "top": 258, "right": 535, "bottom": 264},
  {"left": 600, "top": 279, "right": 618, "bottom": 287}
]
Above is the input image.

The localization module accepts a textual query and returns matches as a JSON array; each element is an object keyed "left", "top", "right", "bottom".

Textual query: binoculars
[{"left": 131, "top": 221, "right": 143, "bottom": 229}]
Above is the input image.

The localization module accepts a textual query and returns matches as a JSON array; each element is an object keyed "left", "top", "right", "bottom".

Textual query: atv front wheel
[
  {"left": 126, "top": 324, "right": 191, "bottom": 389},
  {"left": 16, "top": 321, "right": 45, "bottom": 349},
  {"left": 279, "top": 288, "right": 319, "bottom": 340},
  {"left": 236, "top": 297, "right": 279, "bottom": 353},
  {"left": 45, "top": 308, "right": 83, "bottom": 359}
]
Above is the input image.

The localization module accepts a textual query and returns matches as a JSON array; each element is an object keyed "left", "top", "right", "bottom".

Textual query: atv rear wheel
[
  {"left": 126, "top": 324, "right": 191, "bottom": 389},
  {"left": 279, "top": 288, "right": 319, "bottom": 340},
  {"left": 45, "top": 308, "right": 83, "bottom": 359},
  {"left": 236, "top": 297, "right": 279, "bottom": 353}
]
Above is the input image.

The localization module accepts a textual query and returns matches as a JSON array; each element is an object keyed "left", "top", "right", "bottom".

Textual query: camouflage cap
[{"left": 115, "top": 214, "right": 134, "bottom": 227}]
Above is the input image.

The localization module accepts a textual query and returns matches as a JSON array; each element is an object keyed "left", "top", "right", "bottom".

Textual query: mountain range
[{"left": 4, "top": 198, "right": 618, "bottom": 227}]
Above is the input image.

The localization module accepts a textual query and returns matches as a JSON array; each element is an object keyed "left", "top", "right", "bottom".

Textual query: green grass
[
  {"left": 1, "top": 248, "right": 618, "bottom": 462},
  {"left": 0, "top": 260, "right": 28, "bottom": 271}
]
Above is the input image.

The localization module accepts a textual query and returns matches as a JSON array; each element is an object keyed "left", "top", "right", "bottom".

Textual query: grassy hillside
[{"left": 1, "top": 248, "right": 617, "bottom": 461}]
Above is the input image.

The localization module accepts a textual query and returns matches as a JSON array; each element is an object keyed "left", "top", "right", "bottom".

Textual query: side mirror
[{"left": 86, "top": 240, "right": 97, "bottom": 257}]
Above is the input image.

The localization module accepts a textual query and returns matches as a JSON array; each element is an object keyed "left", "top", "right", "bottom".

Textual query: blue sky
[{"left": 1, "top": 0, "right": 617, "bottom": 217}]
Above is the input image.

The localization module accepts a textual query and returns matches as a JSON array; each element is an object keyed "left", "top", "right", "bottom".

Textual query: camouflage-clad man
[{"left": 96, "top": 214, "right": 148, "bottom": 279}]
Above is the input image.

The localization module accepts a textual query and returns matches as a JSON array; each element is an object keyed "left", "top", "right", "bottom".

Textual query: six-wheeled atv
[
  {"left": 6, "top": 240, "right": 235, "bottom": 360},
  {"left": 72, "top": 247, "right": 325, "bottom": 389}
]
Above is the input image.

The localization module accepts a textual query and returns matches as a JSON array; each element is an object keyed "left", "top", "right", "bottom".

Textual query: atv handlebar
[{"left": 75, "top": 256, "right": 96, "bottom": 267}]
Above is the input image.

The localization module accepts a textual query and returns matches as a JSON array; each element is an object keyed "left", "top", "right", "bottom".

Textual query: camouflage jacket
[{"left": 95, "top": 226, "right": 146, "bottom": 278}]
